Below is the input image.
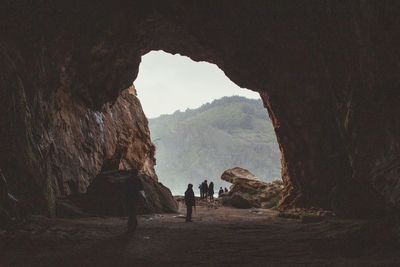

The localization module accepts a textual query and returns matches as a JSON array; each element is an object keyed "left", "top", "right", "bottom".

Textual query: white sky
[{"left": 134, "top": 51, "right": 260, "bottom": 118}]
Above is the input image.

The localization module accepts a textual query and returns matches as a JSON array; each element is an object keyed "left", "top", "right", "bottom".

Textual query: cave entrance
[{"left": 134, "top": 51, "right": 282, "bottom": 203}]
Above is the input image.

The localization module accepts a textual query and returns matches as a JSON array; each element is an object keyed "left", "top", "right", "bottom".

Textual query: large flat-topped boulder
[
  {"left": 221, "top": 167, "right": 283, "bottom": 209},
  {"left": 221, "top": 167, "right": 267, "bottom": 190}
]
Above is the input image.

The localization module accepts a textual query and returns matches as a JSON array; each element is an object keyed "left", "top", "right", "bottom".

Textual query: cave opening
[
  {"left": 2, "top": 2, "right": 400, "bottom": 265},
  {"left": 134, "top": 51, "right": 282, "bottom": 201}
]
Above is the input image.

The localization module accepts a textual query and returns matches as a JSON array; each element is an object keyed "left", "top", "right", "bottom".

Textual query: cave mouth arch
[
  {"left": 1, "top": 1, "right": 394, "bottom": 219},
  {"left": 133, "top": 50, "right": 282, "bottom": 197}
]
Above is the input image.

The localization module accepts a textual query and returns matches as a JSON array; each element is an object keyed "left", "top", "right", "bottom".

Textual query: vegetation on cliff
[{"left": 149, "top": 96, "right": 281, "bottom": 195}]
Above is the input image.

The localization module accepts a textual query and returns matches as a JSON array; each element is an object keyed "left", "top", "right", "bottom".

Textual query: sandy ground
[{"left": 1, "top": 202, "right": 400, "bottom": 267}]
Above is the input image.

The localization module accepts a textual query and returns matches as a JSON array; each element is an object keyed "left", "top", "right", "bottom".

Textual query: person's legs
[
  {"left": 128, "top": 213, "right": 137, "bottom": 233},
  {"left": 186, "top": 205, "right": 192, "bottom": 222},
  {"left": 127, "top": 200, "right": 137, "bottom": 234}
]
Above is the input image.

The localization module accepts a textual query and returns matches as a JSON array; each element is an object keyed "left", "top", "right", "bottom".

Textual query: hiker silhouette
[
  {"left": 125, "top": 169, "right": 146, "bottom": 235},
  {"left": 184, "top": 184, "right": 195, "bottom": 222}
]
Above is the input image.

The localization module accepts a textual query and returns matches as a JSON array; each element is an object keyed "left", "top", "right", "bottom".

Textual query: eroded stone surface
[
  {"left": 221, "top": 167, "right": 283, "bottom": 209},
  {"left": 0, "top": 83, "right": 176, "bottom": 215}
]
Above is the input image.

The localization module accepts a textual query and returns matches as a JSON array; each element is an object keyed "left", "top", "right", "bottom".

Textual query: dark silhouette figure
[
  {"left": 198, "top": 184, "right": 203, "bottom": 199},
  {"left": 184, "top": 184, "right": 195, "bottom": 222},
  {"left": 218, "top": 187, "right": 224, "bottom": 197},
  {"left": 125, "top": 169, "right": 145, "bottom": 235},
  {"left": 224, "top": 187, "right": 228, "bottom": 193},
  {"left": 208, "top": 182, "right": 214, "bottom": 200},
  {"left": 202, "top": 180, "right": 208, "bottom": 200}
]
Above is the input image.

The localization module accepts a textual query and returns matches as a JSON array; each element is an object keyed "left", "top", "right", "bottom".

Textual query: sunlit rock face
[
  {"left": 53, "top": 86, "right": 158, "bottom": 196},
  {"left": 1, "top": 1, "right": 399, "bottom": 217},
  {"left": 0, "top": 82, "right": 176, "bottom": 215},
  {"left": 221, "top": 167, "right": 283, "bottom": 209}
]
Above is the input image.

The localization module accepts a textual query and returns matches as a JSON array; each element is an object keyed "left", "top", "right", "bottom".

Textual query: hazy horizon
[{"left": 134, "top": 50, "right": 260, "bottom": 118}]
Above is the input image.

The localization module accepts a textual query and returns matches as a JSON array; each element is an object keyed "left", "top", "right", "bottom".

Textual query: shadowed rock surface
[
  {"left": 0, "top": 169, "right": 11, "bottom": 224},
  {"left": 221, "top": 167, "right": 284, "bottom": 209},
  {"left": 1, "top": 1, "right": 400, "bottom": 217},
  {"left": 82, "top": 170, "right": 177, "bottom": 216}
]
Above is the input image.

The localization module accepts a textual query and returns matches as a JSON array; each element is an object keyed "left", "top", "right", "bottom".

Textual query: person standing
[
  {"left": 125, "top": 169, "right": 146, "bottom": 235},
  {"left": 203, "top": 180, "right": 208, "bottom": 200},
  {"left": 218, "top": 187, "right": 224, "bottom": 197},
  {"left": 208, "top": 181, "right": 214, "bottom": 200},
  {"left": 198, "top": 183, "right": 203, "bottom": 199},
  {"left": 184, "top": 184, "right": 195, "bottom": 222}
]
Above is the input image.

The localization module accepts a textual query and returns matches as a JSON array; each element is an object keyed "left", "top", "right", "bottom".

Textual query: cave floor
[{"left": 1, "top": 204, "right": 399, "bottom": 267}]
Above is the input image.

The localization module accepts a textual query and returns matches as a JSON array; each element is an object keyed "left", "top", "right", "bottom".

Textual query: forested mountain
[{"left": 149, "top": 96, "right": 281, "bottom": 195}]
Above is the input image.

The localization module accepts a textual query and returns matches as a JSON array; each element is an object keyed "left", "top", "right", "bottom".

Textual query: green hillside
[{"left": 149, "top": 96, "right": 281, "bottom": 195}]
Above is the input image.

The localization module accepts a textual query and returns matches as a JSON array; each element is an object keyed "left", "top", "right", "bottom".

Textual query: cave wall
[
  {"left": 52, "top": 86, "right": 159, "bottom": 196},
  {"left": 1, "top": 0, "right": 400, "bottom": 217},
  {"left": 0, "top": 75, "right": 176, "bottom": 215}
]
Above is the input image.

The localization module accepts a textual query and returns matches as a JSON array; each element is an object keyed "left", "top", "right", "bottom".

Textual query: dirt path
[{"left": 1, "top": 203, "right": 399, "bottom": 267}]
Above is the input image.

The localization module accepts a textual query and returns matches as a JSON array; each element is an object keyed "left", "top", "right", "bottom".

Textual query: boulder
[
  {"left": 221, "top": 167, "right": 283, "bottom": 209},
  {"left": 223, "top": 194, "right": 253, "bottom": 209},
  {"left": 79, "top": 170, "right": 178, "bottom": 216},
  {"left": 55, "top": 198, "right": 90, "bottom": 218}
]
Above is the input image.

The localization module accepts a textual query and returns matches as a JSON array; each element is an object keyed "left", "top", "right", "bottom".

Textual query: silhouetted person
[
  {"left": 184, "top": 184, "right": 195, "bottom": 222},
  {"left": 208, "top": 182, "right": 214, "bottom": 200},
  {"left": 224, "top": 187, "right": 228, "bottom": 193},
  {"left": 198, "top": 184, "right": 203, "bottom": 199},
  {"left": 218, "top": 187, "right": 224, "bottom": 197},
  {"left": 125, "top": 169, "right": 146, "bottom": 235},
  {"left": 202, "top": 180, "right": 208, "bottom": 200}
]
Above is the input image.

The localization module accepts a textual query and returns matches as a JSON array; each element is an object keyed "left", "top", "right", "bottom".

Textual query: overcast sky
[{"left": 134, "top": 51, "right": 260, "bottom": 118}]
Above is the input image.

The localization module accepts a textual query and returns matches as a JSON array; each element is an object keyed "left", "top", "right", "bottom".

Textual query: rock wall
[
  {"left": 0, "top": 80, "right": 176, "bottom": 215},
  {"left": 1, "top": 1, "right": 399, "bottom": 217}
]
